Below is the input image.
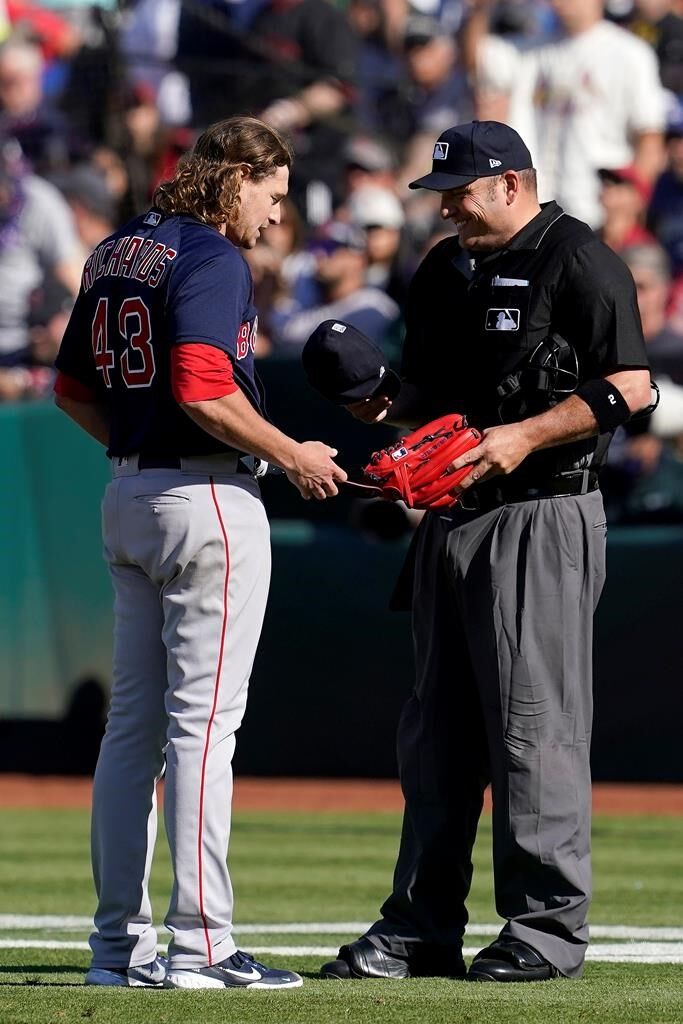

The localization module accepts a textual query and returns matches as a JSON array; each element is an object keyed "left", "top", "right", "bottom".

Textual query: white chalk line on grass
[
  {"left": 2, "top": 917, "right": 683, "bottom": 941},
  {"left": 1, "top": 940, "right": 683, "bottom": 964},
  {"left": 0, "top": 915, "right": 92, "bottom": 930}
]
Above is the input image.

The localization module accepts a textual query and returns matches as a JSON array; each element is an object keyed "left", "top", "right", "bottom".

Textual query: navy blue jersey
[{"left": 56, "top": 208, "right": 265, "bottom": 457}]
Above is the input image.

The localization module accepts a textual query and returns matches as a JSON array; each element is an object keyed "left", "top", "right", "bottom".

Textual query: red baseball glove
[{"left": 361, "top": 413, "right": 482, "bottom": 510}]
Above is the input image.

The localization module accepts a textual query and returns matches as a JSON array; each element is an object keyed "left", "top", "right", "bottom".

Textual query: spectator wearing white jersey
[{"left": 463, "top": 0, "right": 667, "bottom": 227}]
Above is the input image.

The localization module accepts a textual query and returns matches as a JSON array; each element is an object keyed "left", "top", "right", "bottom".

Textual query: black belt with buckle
[{"left": 458, "top": 469, "right": 599, "bottom": 513}]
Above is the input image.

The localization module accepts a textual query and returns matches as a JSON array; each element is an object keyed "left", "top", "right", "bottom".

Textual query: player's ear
[{"left": 238, "top": 163, "right": 253, "bottom": 181}]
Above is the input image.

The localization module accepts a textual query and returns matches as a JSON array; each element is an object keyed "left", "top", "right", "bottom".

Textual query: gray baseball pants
[
  {"left": 366, "top": 490, "right": 607, "bottom": 978},
  {"left": 89, "top": 455, "right": 270, "bottom": 969}
]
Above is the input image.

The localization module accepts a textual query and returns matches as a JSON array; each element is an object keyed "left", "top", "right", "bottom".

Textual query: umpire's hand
[
  {"left": 448, "top": 423, "right": 533, "bottom": 490},
  {"left": 345, "top": 395, "right": 393, "bottom": 423}
]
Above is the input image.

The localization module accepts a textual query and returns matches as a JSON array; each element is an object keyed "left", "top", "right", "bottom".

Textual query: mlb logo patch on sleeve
[
  {"left": 485, "top": 308, "right": 520, "bottom": 331},
  {"left": 144, "top": 211, "right": 162, "bottom": 227}
]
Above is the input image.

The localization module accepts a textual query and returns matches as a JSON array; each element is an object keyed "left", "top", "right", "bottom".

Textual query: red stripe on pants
[{"left": 197, "top": 477, "right": 231, "bottom": 965}]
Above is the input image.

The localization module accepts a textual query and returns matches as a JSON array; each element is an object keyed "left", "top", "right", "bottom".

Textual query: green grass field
[{"left": 0, "top": 808, "right": 681, "bottom": 1023}]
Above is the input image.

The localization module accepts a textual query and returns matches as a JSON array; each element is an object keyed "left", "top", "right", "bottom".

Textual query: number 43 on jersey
[{"left": 92, "top": 296, "right": 156, "bottom": 389}]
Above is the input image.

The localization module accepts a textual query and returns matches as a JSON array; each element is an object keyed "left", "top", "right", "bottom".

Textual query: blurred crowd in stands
[{"left": 0, "top": 0, "right": 682, "bottom": 522}]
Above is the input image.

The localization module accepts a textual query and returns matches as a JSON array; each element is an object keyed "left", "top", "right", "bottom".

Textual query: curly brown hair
[{"left": 154, "top": 116, "right": 294, "bottom": 230}]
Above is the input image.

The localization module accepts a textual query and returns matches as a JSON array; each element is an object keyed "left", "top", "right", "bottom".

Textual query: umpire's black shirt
[{"left": 400, "top": 201, "right": 649, "bottom": 485}]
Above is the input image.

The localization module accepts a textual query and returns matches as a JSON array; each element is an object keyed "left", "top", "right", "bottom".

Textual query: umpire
[{"left": 321, "top": 121, "right": 651, "bottom": 982}]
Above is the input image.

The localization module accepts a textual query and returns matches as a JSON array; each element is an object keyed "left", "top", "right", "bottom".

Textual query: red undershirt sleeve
[
  {"left": 171, "top": 343, "right": 240, "bottom": 403},
  {"left": 54, "top": 370, "right": 97, "bottom": 402}
]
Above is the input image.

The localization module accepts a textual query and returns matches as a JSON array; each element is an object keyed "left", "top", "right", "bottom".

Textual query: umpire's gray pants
[{"left": 366, "top": 490, "right": 607, "bottom": 978}]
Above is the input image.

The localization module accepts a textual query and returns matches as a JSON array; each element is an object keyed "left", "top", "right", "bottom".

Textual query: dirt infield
[{"left": 0, "top": 775, "right": 681, "bottom": 814}]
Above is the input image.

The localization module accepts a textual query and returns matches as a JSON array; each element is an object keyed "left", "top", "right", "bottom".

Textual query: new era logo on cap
[{"left": 410, "top": 121, "right": 533, "bottom": 192}]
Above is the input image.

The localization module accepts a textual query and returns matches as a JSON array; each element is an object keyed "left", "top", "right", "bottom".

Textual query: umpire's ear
[{"left": 503, "top": 169, "right": 524, "bottom": 206}]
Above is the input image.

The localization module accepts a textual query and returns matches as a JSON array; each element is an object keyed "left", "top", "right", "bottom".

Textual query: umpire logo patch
[{"left": 485, "top": 308, "right": 520, "bottom": 331}]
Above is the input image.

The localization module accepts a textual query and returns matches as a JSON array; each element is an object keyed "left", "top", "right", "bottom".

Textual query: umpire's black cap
[
  {"left": 409, "top": 120, "right": 533, "bottom": 191},
  {"left": 302, "top": 320, "right": 401, "bottom": 405}
]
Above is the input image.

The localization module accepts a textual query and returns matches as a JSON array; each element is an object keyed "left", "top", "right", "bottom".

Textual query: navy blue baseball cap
[
  {"left": 302, "top": 320, "right": 401, "bottom": 405},
  {"left": 409, "top": 120, "right": 533, "bottom": 191}
]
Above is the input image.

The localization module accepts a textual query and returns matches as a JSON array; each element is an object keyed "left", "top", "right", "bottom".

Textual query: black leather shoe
[
  {"left": 467, "top": 939, "right": 560, "bottom": 982},
  {"left": 320, "top": 937, "right": 466, "bottom": 980}
]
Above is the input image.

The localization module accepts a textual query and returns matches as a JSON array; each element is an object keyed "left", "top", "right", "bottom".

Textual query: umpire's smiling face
[
  {"left": 227, "top": 163, "right": 290, "bottom": 249},
  {"left": 439, "top": 173, "right": 517, "bottom": 252}
]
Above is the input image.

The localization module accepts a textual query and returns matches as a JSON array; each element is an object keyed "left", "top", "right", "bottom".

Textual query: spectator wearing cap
[
  {"left": 347, "top": 183, "right": 410, "bottom": 308},
  {"left": 271, "top": 219, "right": 400, "bottom": 354},
  {"left": 597, "top": 165, "right": 656, "bottom": 253},
  {"left": 343, "top": 134, "right": 398, "bottom": 196},
  {"left": 53, "top": 163, "right": 117, "bottom": 254}
]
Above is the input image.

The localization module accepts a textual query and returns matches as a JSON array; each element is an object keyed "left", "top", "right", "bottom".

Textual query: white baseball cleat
[
  {"left": 164, "top": 950, "right": 303, "bottom": 989},
  {"left": 85, "top": 954, "right": 167, "bottom": 987}
]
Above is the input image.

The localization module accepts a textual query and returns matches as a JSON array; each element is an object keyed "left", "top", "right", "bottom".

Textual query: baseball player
[
  {"left": 54, "top": 116, "right": 346, "bottom": 989},
  {"left": 320, "top": 121, "right": 651, "bottom": 982}
]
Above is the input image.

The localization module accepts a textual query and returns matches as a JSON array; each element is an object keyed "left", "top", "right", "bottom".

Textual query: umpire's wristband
[{"left": 574, "top": 378, "right": 631, "bottom": 432}]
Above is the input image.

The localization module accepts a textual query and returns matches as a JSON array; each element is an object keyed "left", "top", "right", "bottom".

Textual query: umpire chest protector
[
  {"left": 401, "top": 200, "right": 649, "bottom": 479},
  {"left": 444, "top": 204, "right": 586, "bottom": 426}
]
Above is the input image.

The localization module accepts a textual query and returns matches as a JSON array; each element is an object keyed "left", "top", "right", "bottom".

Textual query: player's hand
[
  {"left": 345, "top": 395, "right": 392, "bottom": 424},
  {"left": 447, "top": 423, "right": 533, "bottom": 491},
  {"left": 286, "top": 441, "right": 348, "bottom": 500}
]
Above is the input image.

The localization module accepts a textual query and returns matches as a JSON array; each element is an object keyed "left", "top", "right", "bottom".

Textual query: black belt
[
  {"left": 458, "top": 470, "right": 599, "bottom": 513},
  {"left": 138, "top": 454, "right": 182, "bottom": 469}
]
